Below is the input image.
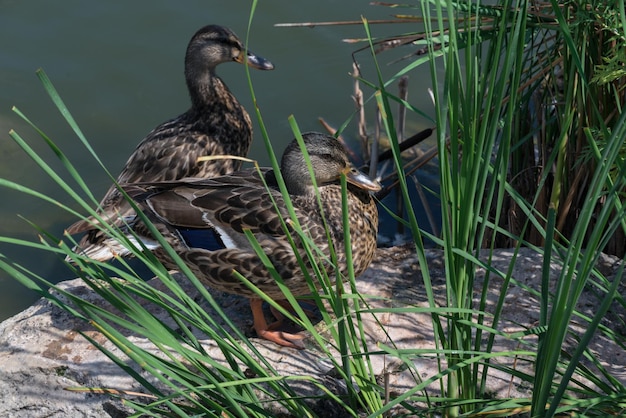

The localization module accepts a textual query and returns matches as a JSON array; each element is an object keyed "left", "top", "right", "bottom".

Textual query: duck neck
[{"left": 186, "top": 69, "right": 239, "bottom": 113}]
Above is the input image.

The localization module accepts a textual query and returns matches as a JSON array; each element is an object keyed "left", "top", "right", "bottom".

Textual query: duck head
[
  {"left": 281, "top": 132, "right": 381, "bottom": 196},
  {"left": 185, "top": 24, "right": 274, "bottom": 74}
]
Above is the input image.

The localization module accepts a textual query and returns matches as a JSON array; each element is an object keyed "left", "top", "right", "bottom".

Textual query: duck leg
[
  {"left": 269, "top": 298, "right": 320, "bottom": 323},
  {"left": 249, "top": 298, "right": 304, "bottom": 349}
]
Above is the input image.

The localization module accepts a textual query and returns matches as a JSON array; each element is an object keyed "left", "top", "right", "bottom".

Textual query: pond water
[{"left": 0, "top": 1, "right": 439, "bottom": 321}]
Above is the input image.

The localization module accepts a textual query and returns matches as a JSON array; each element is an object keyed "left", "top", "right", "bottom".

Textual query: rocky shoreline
[{"left": 1, "top": 246, "right": 624, "bottom": 417}]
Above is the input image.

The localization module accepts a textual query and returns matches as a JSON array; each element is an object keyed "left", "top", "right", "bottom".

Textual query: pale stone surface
[{"left": 0, "top": 247, "right": 624, "bottom": 417}]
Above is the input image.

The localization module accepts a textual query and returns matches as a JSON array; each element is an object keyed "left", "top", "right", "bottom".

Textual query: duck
[
  {"left": 66, "top": 24, "right": 274, "bottom": 260},
  {"left": 124, "top": 132, "right": 380, "bottom": 348}
]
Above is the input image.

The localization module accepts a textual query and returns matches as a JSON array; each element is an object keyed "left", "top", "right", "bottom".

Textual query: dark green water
[{"left": 0, "top": 1, "right": 438, "bottom": 321}]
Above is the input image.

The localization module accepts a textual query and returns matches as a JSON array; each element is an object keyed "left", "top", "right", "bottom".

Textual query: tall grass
[
  {"left": 351, "top": 0, "right": 626, "bottom": 416},
  {"left": 1, "top": 1, "right": 625, "bottom": 417}
]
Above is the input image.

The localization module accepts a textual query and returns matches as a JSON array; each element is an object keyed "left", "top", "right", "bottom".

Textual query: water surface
[{"left": 0, "top": 1, "right": 438, "bottom": 321}]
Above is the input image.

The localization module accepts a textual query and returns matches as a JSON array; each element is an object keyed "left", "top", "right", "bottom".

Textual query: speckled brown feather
[
  {"left": 66, "top": 25, "right": 273, "bottom": 258},
  {"left": 177, "top": 184, "right": 378, "bottom": 299}
]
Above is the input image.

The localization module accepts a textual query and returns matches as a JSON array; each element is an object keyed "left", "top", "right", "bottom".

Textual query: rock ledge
[{"left": 1, "top": 247, "right": 624, "bottom": 417}]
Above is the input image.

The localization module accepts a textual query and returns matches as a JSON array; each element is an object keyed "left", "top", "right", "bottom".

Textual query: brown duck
[
  {"left": 66, "top": 24, "right": 274, "bottom": 259},
  {"left": 125, "top": 132, "right": 380, "bottom": 348}
]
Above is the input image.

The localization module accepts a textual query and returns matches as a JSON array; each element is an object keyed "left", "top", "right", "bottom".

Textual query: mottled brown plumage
[
  {"left": 66, "top": 25, "right": 273, "bottom": 259},
  {"left": 126, "top": 132, "right": 380, "bottom": 348}
]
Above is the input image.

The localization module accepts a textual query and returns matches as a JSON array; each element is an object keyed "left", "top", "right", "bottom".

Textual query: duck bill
[
  {"left": 345, "top": 167, "right": 382, "bottom": 192},
  {"left": 236, "top": 50, "right": 274, "bottom": 70}
]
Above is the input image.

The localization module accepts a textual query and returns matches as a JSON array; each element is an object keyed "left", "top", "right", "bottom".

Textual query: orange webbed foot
[
  {"left": 249, "top": 298, "right": 305, "bottom": 349},
  {"left": 256, "top": 327, "right": 305, "bottom": 349}
]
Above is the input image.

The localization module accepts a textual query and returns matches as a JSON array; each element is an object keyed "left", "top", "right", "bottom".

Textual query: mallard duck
[
  {"left": 125, "top": 132, "right": 380, "bottom": 348},
  {"left": 66, "top": 24, "right": 274, "bottom": 260}
]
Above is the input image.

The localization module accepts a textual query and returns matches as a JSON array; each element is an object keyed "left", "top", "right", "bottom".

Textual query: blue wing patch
[{"left": 178, "top": 228, "right": 225, "bottom": 251}]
